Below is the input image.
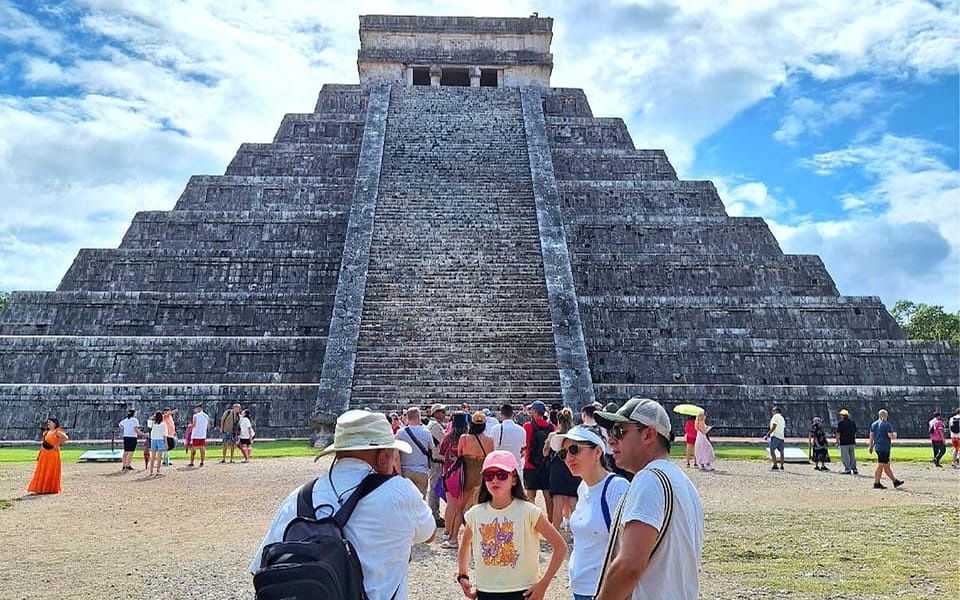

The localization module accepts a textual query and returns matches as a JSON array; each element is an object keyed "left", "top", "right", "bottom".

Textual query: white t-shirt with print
[
  {"left": 614, "top": 459, "right": 703, "bottom": 600},
  {"left": 464, "top": 498, "right": 543, "bottom": 593},
  {"left": 119, "top": 417, "right": 140, "bottom": 438},
  {"left": 192, "top": 411, "right": 210, "bottom": 439},
  {"left": 569, "top": 474, "right": 630, "bottom": 596},
  {"left": 250, "top": 458, "right": 434, "bottom": 600},
  {"left": 489, "top": 419, "right": 527, "bottom": 466},
  {"left": 769, "top": 414, "right": 786, "bottom": 439}
]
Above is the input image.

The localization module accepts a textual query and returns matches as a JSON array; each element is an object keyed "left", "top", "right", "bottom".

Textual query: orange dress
[{"left": 27, "top": 428, "right": 66, "bottom": 494}]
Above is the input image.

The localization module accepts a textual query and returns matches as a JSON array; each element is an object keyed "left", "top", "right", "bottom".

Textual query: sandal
[{"left": 440, "top": 540, "right": 458, "bottom": 549}]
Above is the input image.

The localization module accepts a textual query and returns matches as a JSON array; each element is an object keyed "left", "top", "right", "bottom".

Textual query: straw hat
[{"left": 316, "top": 410, "right": 412, "bottom": 457}]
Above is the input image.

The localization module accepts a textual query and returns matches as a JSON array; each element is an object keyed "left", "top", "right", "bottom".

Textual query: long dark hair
[
  {"left": 47, "top": 417, "right": 61, "bottom": 429},
  {"left": 448, "top": 412, "right": 469, "bottom": 446},
  {"left": 477, "top": 469, "right": 528, "bottom": 505},
  {"left": 152, "top": 411, "right": 163, "bottom": 425},
  {"left": 468, "top": 420, "right": 486, "bottom": 435},
  {"left": 126, "top": 409, "right": 136, "bottom": 418}
]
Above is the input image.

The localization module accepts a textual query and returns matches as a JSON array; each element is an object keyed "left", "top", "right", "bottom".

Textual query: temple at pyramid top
[{"left": 358, "top": 14, "right": 554, "bottom": 88}]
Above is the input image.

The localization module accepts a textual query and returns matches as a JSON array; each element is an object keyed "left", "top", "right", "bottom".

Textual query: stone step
[
  {"left": 565, "top": 216, "right": 783, "bottom": 258},
  {"left": 0, "top": 336, "right": 326, "bottom": 385},
  {"left": 0, "top": 291, "right": 334, "bottom": 337},
  {"left": 58, "top": 249, "right": 342, "bottom": 294},
  {"left": 545, "top": 116, "right": 634, "bottom": 149},
  {"left": 552, "top": 148, "right": 678, "bottom": 181},
  {"left": 541, "top": 88, "right": 594, "bottom": 117},
  {"left": 273, "top": 112, "right": 365, "bottom": 144},
  {"left": 120, "top": 209, "right": 348, "bottom": 249},
  {"left": 586, "top": 337, "right": 959, "bottom": 387},
  {"left": 557, "top": 179, "right": 727, "bottom": 217},
  {"left": 572, "top": 254, "right": 838, "bottom": 297},
  {"left": 174, "top": 175, "right": 354, "bottom": 211},
  {"left": 225, "top": 142, "right": 360, "bottom": 178},
  {"left": 313, "top": 84, "right": 365, "bottom": 113},
  {"left": 0, "top": 383, "right": 320, "bottom": 440}
]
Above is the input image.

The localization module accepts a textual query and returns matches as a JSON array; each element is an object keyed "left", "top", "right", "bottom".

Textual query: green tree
[
  {"left": 891, "top": 300, "right": 960, "bottom": 342},
  {"left": 0, "top": 291, "right": 8, "bottom": 313}
]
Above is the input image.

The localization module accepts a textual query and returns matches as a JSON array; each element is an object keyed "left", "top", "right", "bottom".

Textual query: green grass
[
  {"left": 0, "top": 498, "right": 14, "bottom": 509},
  {"left": 704, "top": 504, "right": 956, "bottom": 598},
  {"left": 0, "top": 440, "right": 941, "bottom": 465},
  {"left": 0, "top": 440, "right": 319, "bottom": 465}
]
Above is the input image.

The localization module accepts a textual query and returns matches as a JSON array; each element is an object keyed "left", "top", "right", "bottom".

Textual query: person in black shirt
[{"left": 835, "top": 409, "right": 858, "bottom": 474}]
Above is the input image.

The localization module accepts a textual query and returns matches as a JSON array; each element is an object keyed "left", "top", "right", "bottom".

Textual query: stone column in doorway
[
  {"left": 469, "top": 66, "right": 481, "bottom": 87},
  {"left": 430, "top": 65, "right": 442, "bottom": 86}
]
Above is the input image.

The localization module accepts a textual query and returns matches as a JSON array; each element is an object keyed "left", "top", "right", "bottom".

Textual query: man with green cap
[{"left": 594, "top": 398, "right": 703, "bottom": 600}]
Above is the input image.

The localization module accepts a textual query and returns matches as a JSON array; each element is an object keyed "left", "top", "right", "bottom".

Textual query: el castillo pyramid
[{"left": 1, "top": 15, "right": 956, "bottom": 440}]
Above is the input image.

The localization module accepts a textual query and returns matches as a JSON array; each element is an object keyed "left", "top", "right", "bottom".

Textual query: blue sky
[{"left": 0, "top": 0, "right": 958, "bottom": 310}]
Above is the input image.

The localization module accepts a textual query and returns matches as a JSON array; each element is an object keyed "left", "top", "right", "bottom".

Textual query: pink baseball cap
[{"left": 482, "top": 450, "right": 519, "bottom": 473}]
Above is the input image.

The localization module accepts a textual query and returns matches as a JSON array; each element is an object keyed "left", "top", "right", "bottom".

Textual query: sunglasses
[
  {"left": 557, "top": 443, "right": 595, "bottom": 460},
  {"left": 609, "top": 423, "right": 647, "bottom": 440},
  {"left": 482, "top": 470, "right": 512, "bottom": 482}
]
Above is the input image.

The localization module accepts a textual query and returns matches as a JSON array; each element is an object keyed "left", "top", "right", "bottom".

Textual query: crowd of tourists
[
  {"left": 23, "top": 398, "right": 959, "bottom": 598},
  {"left": 250, "top": 398, "right": 704, "bottom": 600},
  {"left": 115, "top": 403, "right": 257, "bottom": 475}
]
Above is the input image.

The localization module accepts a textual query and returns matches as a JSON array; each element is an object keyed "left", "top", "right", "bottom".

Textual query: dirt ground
[{"left": 0, "top": 451, "right": 956, "bottom": 600}]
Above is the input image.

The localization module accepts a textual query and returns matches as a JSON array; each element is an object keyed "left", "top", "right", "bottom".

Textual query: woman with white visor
[{"left": 551, "top": 425, "right": 630, "bottom": 600}]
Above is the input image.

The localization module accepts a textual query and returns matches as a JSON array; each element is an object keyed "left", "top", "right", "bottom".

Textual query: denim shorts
[
  {"left": 222, "top": 433, "right": 236, "bottom": 443},
  {"left": 768, "top": 437, "right": 784, "bottom": 452},
  {"left": 150, "top": 438, "right": 167, "bottom": 451}
]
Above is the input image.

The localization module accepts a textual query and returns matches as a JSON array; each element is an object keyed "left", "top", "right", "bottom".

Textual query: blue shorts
[
  {"left": 150, "top": 439, "right": 167, "bottom": 451},
  {"left": 768, "top": 437, "right": 784, "bottom": 452},
  {"left": 222, "top": 433, "right": 236, "bottom": 443}
]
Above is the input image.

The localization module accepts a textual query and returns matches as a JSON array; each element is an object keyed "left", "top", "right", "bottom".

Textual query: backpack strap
[
  {"left": 295, "top": 473, "right": 393, "bottom": 525},
  {"left": 600, "top": 473, "right": 626, "bottom": 531},
  {"left": 594, "top": 467, "right": 674, "bottom": 596},
  {"left": 647, "top": 468, "right": 674, "bottom": 560},
  {"left": 473, "top": 434, "right": 488, "bottom": 457},
  {"left": 332, "top": 473, "right": 393, "bottom": 529},
  {"left": 404, "top": 426, "right": 431, "bottom": 457}
]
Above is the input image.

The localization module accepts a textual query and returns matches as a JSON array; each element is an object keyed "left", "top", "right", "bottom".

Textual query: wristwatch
[{"left": 456, "top": 574, "right": 470, "bottom": 584}]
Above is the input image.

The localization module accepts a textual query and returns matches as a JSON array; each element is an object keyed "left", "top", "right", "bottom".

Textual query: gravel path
[{"left": 0, "top": 452, "right": 955, "bottom": 600}]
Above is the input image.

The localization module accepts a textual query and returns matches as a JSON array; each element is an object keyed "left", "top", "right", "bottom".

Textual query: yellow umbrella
[{"left": 672, "top": 403, "right": 704, "bottom": 417}]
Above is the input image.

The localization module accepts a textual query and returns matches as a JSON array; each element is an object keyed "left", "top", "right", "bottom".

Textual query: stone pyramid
[{"left": 1, "top": 15, "right": 956, "bottom": 440}]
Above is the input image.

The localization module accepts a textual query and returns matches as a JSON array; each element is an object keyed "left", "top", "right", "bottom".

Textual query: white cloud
[
  {"left": 768, "top": 134, "right": 960, "bottom": 309},
  {"left": 773, "top": 83, "right": 882, "bottom": 145},
  {"left": 714, "top": 179, "right": 794, "bottom": 219}
]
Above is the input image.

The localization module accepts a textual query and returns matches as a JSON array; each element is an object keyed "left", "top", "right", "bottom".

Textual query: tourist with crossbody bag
[{"left": 593, "top": 398, "right": 704, "bottom": 600}]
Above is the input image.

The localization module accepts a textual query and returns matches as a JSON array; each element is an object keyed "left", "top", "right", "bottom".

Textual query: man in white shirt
[
  {"left": 594, "top": 398, "right": 703, "bottom": 600},
  {"left": 250, "top": 409, "right": 435, "bottom": 600},
  {"left": 189, "top": 404, "right": 210, "bottom": 467},
  {"left": 763, "top": 406, "right": 786, "bottom": 471},
  {"left": 483, "top": 408, "right": 499, "bottom": 435},
  {"left": 489, "top": 403, "right": 526, "bottom": 465},
  {"left": 395, "top": 406, "right": 434, "bottom": 499}
]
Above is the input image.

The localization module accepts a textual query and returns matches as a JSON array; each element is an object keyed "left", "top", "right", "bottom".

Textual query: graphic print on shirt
[{"left": 479, "top": 517, "right": 519, "bottom": 567}]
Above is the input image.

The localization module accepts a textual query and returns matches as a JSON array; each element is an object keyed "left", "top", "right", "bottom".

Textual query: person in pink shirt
[
  {"left": 683, "top": 416, "right": 697, "bottom": 468},
  {"left": 928, "top": 411, "right": 946, "bottom": 467}
]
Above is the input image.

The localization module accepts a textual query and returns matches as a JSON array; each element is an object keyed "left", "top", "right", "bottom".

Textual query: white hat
[
  {"left": 595, "top": 397, "right": 673, "bottom": 440},
  {"left": 549, "top": 425, "right": 605, "bottom": 452},
  {"left": 316, "top": 410, "right": 412, "bottom": 457}
]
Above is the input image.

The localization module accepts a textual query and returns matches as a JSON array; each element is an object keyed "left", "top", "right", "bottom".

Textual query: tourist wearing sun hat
[
  {"left": 457, "top": 411, "right": 495, "bottom": 514},
  {"left": 593, "top": 398, "right": 703, "bottom": 600},
  {"left": 250, "top": 409, "right": 435, "bottom": 599},
  {"left": 834, "top": 409, "right": 858, "bottom": 474}
]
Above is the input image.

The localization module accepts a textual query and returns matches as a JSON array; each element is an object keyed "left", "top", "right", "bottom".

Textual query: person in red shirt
[
  {"left": 684, "top": 416, "right": 697, "bottom": 468},
  {"left": 522, "top": 401, "right": 555, "bottom": 523}
]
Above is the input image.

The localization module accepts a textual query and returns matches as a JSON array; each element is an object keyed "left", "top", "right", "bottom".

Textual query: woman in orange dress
[{"left": 27, "top": 418, "right": 69, "bottom": 495}]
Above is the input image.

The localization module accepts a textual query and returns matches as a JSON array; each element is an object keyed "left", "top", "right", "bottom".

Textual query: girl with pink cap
[{"left": 456, "top": 450, "right": 567, "bottom": 600}]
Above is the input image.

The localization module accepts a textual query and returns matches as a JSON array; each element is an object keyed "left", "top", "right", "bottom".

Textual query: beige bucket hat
[{"left": 316, "top": 409, "right": 412, "bottom": 457}]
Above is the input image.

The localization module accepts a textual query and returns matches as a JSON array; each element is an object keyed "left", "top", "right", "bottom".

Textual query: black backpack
[
  {"left": 253, "top": 473, "right": 392, "bottom": 600},
  {"left": 528, "top": 419, "right": 551, "bottom": 468},
  {"left": 950, "top": 417, "right": 960, "bottom": 435}
]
